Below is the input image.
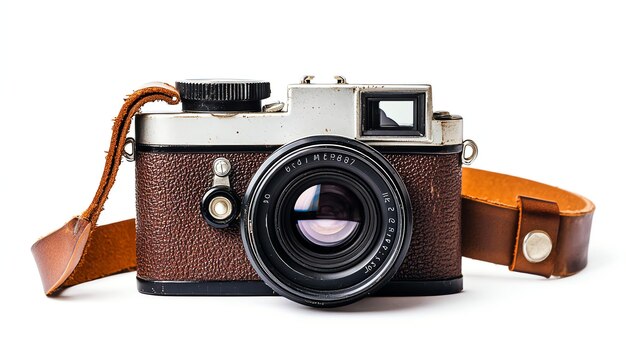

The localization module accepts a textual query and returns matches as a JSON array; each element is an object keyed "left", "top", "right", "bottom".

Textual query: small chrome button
[
  {"left": 209, "top": 196, "right": 233, "bottom": 220},
  {"left": 213, "top": 157, "right": 232, "bottom": 177},
  {"left": 523, "top": 230, "right": 553, "bottom": 263}
]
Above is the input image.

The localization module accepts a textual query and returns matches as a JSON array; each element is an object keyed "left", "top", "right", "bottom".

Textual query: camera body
[{"left": 134, "top": 77, "right": 465, "bottom": 307}]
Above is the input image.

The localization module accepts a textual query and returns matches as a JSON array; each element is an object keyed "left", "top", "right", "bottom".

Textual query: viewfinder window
[
  {"left": 361, "top": 92, "right": 425, "bottom": 136},
  {"left": 378, "top": 101, "right": 415, "bottom": 127}
]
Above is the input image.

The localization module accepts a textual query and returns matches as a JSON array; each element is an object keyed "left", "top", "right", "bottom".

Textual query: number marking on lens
[
  {"left": 284, "top": 153, "right": 356, "bottom": 173},
  {"left": 358, "top": 188, "right": 400, "bottom": 276}
]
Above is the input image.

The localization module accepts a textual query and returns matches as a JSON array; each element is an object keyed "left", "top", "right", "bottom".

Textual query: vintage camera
[{"left": 134, "top": 76, "right": 475, "bottom": 307}]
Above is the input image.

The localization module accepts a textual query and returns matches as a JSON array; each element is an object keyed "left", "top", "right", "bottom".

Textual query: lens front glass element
[{"left": 293, "top": 184, "right": 363, "bottom": 247}]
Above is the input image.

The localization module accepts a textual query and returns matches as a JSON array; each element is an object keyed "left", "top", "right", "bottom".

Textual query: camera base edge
[{"left": 136, "top": 276, "right": 463, "bottom": 297}]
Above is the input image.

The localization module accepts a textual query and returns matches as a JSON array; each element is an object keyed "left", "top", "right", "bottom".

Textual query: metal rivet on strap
[{"left": 523, "top": 230, "right": 553, "bottom": 263}]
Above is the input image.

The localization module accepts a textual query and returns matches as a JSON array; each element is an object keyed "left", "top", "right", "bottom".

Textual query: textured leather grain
[
  {"left": 385, "top": 153, "right": 462, "bottom": 280},
  {"left": 136, "top": 152, "right": 270, "bottom": 281},
  {"left": 136, "top": 151, "right": 462, "bottom": 282}
]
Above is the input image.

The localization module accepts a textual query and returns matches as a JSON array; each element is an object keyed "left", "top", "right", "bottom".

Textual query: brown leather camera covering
[
  {"left": 136, "top": 152, "right": 265, "bottom": 281},
  {"left": 135, "top": 151, "right": 461, "bottom": 282},
  {"left": 386, "top": 154, "right": 461, "bottom": 280}
]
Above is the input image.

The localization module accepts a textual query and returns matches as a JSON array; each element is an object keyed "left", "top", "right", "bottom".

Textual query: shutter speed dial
[{"left": 176, "top": 79, "right": 271, "bottom": 112}]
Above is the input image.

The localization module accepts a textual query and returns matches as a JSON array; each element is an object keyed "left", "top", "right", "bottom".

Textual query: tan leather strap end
[
  {"left": 31, "top": 218, "right": 92, "bottom": 295},
  {"left": 461, "top": 168, "right": 595, "bottom": 278},
  {"left": 32, "top": 219, "right": 136, "bottom": 295},
  {"left": 31, "top": 83, "right": 180, "bottom": 296}
]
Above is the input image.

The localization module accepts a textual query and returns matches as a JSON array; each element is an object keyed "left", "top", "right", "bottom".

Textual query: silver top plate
[{"left": 135, "top": 83, "right": 462, "bottom": 147}]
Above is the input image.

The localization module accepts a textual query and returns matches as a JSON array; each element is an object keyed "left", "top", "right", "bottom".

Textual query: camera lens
[
  {"left": 293, "top": 183, "right": 362, "bottom": 247},
  {"left": 276, "top": 171, "right": 379, "bottom": 273},
  {"left": 242, "top": 136, "right": 412, "bottom": 307}
]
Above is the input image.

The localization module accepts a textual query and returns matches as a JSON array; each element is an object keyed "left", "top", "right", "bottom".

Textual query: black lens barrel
[{"left": 241, "top": 136, "right": 412, "bottom": 307}]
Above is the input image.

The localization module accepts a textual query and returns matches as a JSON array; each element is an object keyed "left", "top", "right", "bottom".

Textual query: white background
[{"left": 1, "top": 1, "right": 624, "bottom": 349}]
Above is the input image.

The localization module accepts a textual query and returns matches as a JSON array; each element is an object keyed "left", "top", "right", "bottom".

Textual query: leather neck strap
[{"left": 30, "top": 83, "right": 596, "bottom": 296}]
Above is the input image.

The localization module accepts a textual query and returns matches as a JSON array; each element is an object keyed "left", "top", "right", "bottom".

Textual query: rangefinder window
[{"left": 361, "top": 92, "right": 425, "bottom": 136}]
